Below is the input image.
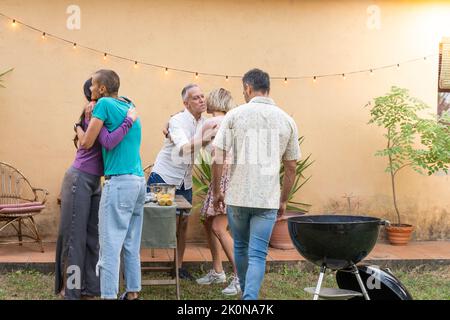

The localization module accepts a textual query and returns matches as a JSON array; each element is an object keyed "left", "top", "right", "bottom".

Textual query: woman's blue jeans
[{"left": 227, "top": 205, "right": 277, "bottom": 300}]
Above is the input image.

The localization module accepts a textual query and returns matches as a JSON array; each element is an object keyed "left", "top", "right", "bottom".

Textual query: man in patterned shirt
[{"left": 212, "top": 68, "right": 301, "bottom": 300}]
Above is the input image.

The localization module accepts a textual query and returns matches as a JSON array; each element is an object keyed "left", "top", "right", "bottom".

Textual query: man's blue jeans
[
  {"left": 227, "top": 205, "right": 277, "bottom": 300},
  {"left": 96, "top": 175, "right": 146, "bottom": 299}
]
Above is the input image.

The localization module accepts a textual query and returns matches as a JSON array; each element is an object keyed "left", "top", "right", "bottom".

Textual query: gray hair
[{"left": 181, "top": 83, "right": 199, "bottom": 101}]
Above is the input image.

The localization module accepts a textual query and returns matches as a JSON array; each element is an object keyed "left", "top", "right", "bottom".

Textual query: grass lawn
[{"left": 0, "top": 264, "right": 449, "bottom": 300}]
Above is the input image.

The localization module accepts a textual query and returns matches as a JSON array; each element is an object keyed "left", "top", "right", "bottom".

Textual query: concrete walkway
[{"left": 1, "top": 241, "right": 449, "bottom": 272}]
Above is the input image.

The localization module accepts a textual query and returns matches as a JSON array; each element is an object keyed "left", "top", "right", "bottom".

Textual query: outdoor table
[
  {"left": 142, "top": 195, "right": 193, "bottom": 255},
  {"left": 139, "top": 195, "right": 192, "bottom": 300},
  {"left": 173, "top": 194, "right": 193, "bottom": 238},
  {"left": 141, "top": 203, "right": 177, "bottom": 249}
]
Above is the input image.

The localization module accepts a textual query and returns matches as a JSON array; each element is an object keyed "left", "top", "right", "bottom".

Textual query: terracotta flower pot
[
  {"left": 270, "top": 212, "right": 305, "bottom": 250},
  {"left": 386, "top": 224, "right": 414, "bottom": 246}
]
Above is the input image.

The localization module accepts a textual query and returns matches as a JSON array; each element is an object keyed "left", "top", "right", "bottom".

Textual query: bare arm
[
  {"left": 212, "top": 147, "right": 227, "bottom": 212},
  {"left": 278, "top": 160, "right": 297, "bottom": 218},
  {"left": 79, "top": 117, "right": 104, "bottom": 149},
  {"left": 180, "top": 123, "right": 218, "bottom": 156}
]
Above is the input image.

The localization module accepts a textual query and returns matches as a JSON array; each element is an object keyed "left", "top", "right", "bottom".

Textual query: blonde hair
[{"left": 206, "top": 88, "right": 235, "bottom": 113}]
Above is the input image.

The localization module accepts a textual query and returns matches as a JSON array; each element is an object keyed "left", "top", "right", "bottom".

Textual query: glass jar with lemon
[{"left": 149, "top": 183, "right": 176, "bottom": 206}]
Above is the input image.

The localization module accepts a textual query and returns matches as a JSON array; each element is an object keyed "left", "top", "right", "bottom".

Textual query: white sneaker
[
  {"left": 196, "top": 269, "right": 226, "bottom": 285},
  {"left": 222, "top": 276, "right": 241, "bottom": 296}
]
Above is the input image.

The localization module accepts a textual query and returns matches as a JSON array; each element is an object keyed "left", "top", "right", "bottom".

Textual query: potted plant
[
  {"left": 269, "top": 137, "right": 313, "bottom": 249},
  {"left": 193, "top": 137, "right": 313, "bottom": 249},
  {"left": 0, "top": 68, "right": 13, "bottom": 88},
  {"left": 368, "top": 86, "right": 450, "bottom": 245},
  {"left": 192, "top": 149, "right": 213, "bottom": 212}
]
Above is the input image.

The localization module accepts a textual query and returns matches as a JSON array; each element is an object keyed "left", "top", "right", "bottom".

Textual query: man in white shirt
[
  {"left": 149, "top": 84, "right": 216, "bottom": 280},
  {"left": 212, "top": 69, "right": 301, "bottom": 299}
]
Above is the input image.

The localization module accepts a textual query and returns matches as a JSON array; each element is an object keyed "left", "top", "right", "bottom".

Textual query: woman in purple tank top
[{"left": 54, "top": 78, "right": 137, "bottom": 300}]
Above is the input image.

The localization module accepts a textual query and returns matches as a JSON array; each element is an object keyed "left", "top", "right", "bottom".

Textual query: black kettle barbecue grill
[{"left": 287, "top": 215, "right": 413, "bottom": 300}]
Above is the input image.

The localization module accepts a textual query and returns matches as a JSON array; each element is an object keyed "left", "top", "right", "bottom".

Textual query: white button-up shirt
[
  {"left": 213, "top": 96, "right": 301, "bottom": 209},
  {"left": 152, "top": 109, "right": 205, "bottom": 190}
]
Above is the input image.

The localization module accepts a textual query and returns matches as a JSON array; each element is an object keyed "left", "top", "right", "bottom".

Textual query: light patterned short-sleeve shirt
[{"left": 213, "top": 96, "right": 301, "bottom": 209}]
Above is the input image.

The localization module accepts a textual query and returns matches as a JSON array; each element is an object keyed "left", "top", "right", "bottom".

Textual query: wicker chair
[
  {"left": 0, "top": 161, "right": 49, "bottom": 252},
  {"left": 143, "top": 163, "right": 153, "bottom": 182}
]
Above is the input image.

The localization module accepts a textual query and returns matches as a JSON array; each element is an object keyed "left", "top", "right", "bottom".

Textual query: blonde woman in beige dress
[{"left": 196, "top": 88, "right": 241, "bottom": 296}]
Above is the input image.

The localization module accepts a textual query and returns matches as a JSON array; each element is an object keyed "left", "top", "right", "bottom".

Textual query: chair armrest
[
  {"left": 0, "top": 205, "right": 46, "bottom": 214},
  {"left": 32, "top": 188, "right": 49, "bottom": 204}
]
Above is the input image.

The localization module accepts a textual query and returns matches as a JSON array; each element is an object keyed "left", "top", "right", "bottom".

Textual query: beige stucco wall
[{"left": 1, "top": 0, "right": 449, "bottom": 241}]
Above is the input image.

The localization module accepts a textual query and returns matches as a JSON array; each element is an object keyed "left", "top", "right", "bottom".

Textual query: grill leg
[
  {"left": 351, "top": 264, "right": 370, "bottom": 300},
  {"left": 313, "top": 264, "right": 327, "bottom": 300}
]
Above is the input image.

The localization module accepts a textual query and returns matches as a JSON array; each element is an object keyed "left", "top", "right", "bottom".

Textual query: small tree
[
  {"left": 0, "top": 68, "right": 13, "bottom": 88},
  {"left": 368, "top": 86, "right": 450, "bottom": 226}
]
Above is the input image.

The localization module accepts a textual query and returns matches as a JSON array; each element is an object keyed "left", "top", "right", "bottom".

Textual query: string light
[
  {"left": 0, "top": 12, "right": 437, "bottom": 82},
  {"left": 165, "top": 67, "right": 169, "bottom": 75}
]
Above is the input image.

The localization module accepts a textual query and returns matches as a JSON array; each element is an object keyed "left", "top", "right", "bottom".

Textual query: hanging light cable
[{"left": 0, "top": 12, "right": 438, "bottom": 82}]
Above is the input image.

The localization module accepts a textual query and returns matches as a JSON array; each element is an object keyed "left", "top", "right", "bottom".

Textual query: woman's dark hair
[
  {"left": 84, "top": 78, "right": 92, "bottom": 102},
  {"left": 73, "top": 78, "right": 93, "bottom": 149}
]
